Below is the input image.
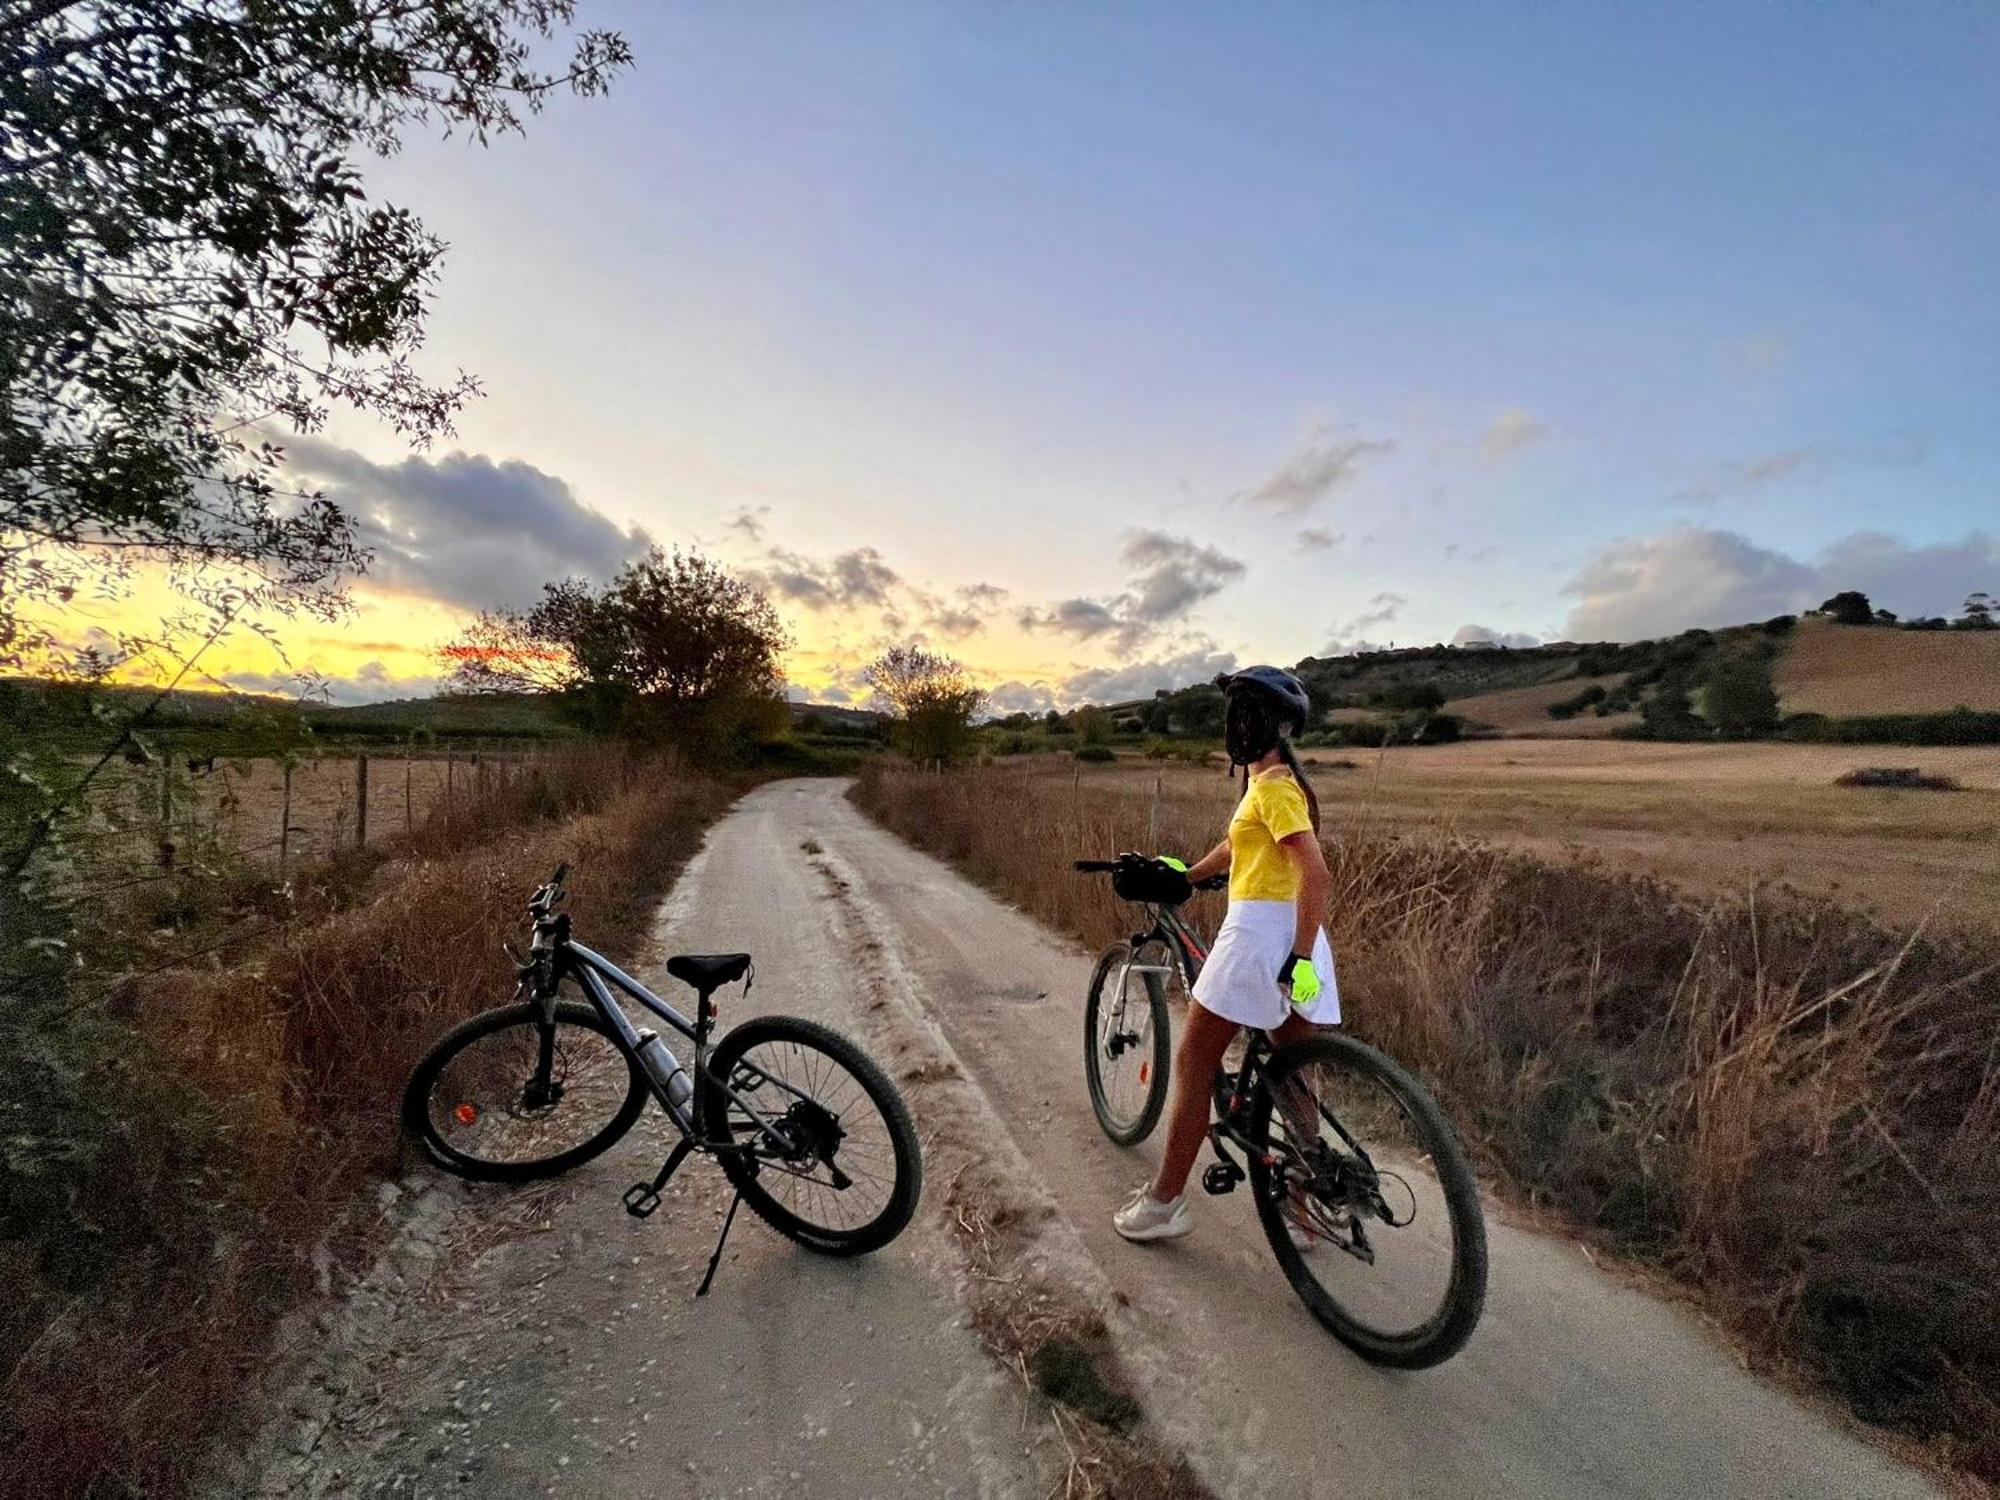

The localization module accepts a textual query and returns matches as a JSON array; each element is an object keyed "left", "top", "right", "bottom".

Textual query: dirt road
[{"left": 237, "top": 779, "right": 1940, "bottom": 1499}]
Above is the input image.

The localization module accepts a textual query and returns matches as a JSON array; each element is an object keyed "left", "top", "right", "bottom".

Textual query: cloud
[
  {"left": 1322, "top": 591, "right": 1405, "bottom": 653},
  {"left": 987, "top": 679, "right": 1058, "bottom": 715},
  {"left": 1561, "top": 526, "right": 2000, "bottom": 640},
  {"left": 923, "top": 581, "right": 1009, "bottom": 640},
  {"left": 725, "top": 505, "right": 770, "bottom": 541},
  {"left": 217, "top": 662, "right": 440, "bottom": 706},
  {"left": 1479, "top": 409, "right": 1549, "bottom": 460},
  {"left": 1061, "top": 647, "right": 1238, "bottom": 706},
  {"left": 1019, "top": 531, "right": 1244, "bottom": 651},
  {"left": 1452, "top": 624, "right": 1541, "bottom": 649},
  {"left": 281, "top": 434, "right": 650, "bottom": 611},
  {"left": 1672, "top": 449, "right": 1817, "bottom": 506},
  {"left": 1672, "top": 440, "right": 1922, "bottom": 506},
  {"left": 1296, "top": 527, "right": 1341, "bottom": 552},
  {"left": 1239, "top": 430, "right": 1394, "bottom": 515},
  {"left": 752, "top": 546, "right": 902, "bottom": 610}
]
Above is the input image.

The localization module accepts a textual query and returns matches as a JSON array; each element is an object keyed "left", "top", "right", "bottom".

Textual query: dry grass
[
  {"left": 853, "top": 760, "right": 2000, "bottom": 1485},
  {"left": 1444, "top": 674, "right": 1639, "bottom": 738},
  {"left": 1, "top": 748, "right": 739, "bottom": 1500},
  {"left": 1778, "top": 618, "right": 2000, "bottom": 717},
  {"left": 1094, "top": 742, "right": 2000, "bottom": 929}
]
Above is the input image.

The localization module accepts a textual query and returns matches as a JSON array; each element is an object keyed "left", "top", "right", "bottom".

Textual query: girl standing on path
[{"left": 1113, "top": 665, "right": 1338, "bottom": 1243}]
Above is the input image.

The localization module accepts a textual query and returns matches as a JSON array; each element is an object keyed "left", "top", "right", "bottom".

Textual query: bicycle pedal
[
  {"left": 1201, "top": 1163, "right": 1243, "bottom": 1196},
  {"left": 621, "top": 1183, "right": 662, "bottom": 1219}
]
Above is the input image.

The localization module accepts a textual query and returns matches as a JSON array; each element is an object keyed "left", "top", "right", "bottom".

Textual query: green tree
[
  {"left": 1072, "top": 705, "right": 1113, "bottom": 746},
  {"left": 1703, "top": 653, "right": 1780, "bottom": 738},
  {"left": 0, "top": 2, "right": 631, "bottom": 668},
  {"left": 864, "top": 646, "right": 986, "bottom": 764},
  {"left": 442, "top": 549, "right": 790, "bottom": 749},
  {"left": 1818, "top": 590, "right": 1874, "bottom": 626},
  {"left": 1961, "top": 592, "right": 1995, "bottom": 630}
]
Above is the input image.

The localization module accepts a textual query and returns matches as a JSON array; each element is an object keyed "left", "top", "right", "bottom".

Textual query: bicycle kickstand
[{"left": 696, "top": 1189, "right": 745, "bottom": 1298}]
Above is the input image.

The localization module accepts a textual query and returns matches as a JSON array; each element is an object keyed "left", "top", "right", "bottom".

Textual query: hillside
[{"left": 1776, "top": 617, "right": 2000, "bottom": 715}]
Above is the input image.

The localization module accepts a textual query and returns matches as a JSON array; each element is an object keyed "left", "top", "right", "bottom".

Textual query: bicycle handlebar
[{"left": 1072, "top": 859, "right": 1118, "bottom": 872}]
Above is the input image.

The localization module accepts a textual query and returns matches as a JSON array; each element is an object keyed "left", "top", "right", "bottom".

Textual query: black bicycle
[
  {"left": 403, "top": 864, "right": 922, "bottom": 1292},
  {"left": 1075, "top": 853, "right": 1486, "bottom": 1368}
]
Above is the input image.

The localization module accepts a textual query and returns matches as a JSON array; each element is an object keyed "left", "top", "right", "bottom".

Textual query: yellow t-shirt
[{"left": 1227, "top": 767, "right": 1315, "bottom": 902}]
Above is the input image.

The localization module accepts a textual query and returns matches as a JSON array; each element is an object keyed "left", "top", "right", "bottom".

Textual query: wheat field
[{"left": 1776, "top": 618, "right": 2000, "bottom": 716}]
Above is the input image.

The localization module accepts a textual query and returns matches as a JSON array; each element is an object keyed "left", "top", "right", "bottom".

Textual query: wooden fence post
[
  {"left": 279, "top": 762, "right": 293, "bottom": 873},
  {"left": 1149, "top": 774, "right": 1161, "bottom": 850},
  {"left": 445, "top": 754, "right": 456, "bottom": 830},
  {"left": 405, "top": 756, "right": 414, "bottom": 831},
  {"left": 354, "top": 753, "right": 369, "bottom": 848}
]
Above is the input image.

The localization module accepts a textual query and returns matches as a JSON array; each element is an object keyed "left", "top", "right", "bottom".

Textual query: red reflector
[{"left": 453, "top": 1103, "right": 478, "bottom": 1126}]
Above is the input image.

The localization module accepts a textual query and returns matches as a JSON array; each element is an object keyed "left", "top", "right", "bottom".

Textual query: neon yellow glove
[
  {"left": 1159, "top": 856, "right": 1188, "bottom": 872},
  {"left": 1281, "top": 954, "right": 1321, "bottom": 1006}
]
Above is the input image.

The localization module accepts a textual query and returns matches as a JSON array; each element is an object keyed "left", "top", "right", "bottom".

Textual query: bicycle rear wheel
[
  {"left": 700, "top": 1015, "right": 921, "bottom": 1256},
  {"left": 403, "top": 999, "right": 649, "bottom": 1182},
  {"left": 1245, "top": 1033, "right": 1487, "bottom": 1369},
  {"left": 1083, "top": 942, "right": 1172, "bottom": 1145}
]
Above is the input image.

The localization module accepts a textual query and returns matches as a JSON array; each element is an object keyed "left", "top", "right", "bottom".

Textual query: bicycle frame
[{"left": 527, "top": 909, "right": 799, "bottom": 1160}]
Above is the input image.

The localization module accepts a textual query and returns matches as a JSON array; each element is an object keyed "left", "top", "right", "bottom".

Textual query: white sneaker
[{"left": 1113, "top": 1185, "right": 1193, "bottom": 1242}]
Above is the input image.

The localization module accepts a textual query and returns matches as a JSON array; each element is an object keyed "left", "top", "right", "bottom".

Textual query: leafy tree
[
  {"left": 1962, "top": 592, "right": 1995, "bottom": 630},
  {"left": 1703, "top": 653, "right": 1780, "bottom": 738},
  {"left": 1072, "top": 705, "right": 1113, "bottom": 747},
  {"left": 1377, "top": 680, "right": 1446, "bottom": 712},
  {"left": 1818, "top": 590, "right": 1875, "bottom": 626},
  {"left": 0, "top": 2, "right": 631, "bottom": 668},
  {"left": 442, "top": 549, "right": 789, "bottom": 748},
  {"left": 864, "top": 646, "right": 985, "bottom": 764}
]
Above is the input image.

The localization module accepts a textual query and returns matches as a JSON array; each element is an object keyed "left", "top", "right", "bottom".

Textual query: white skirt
[{"left": 1191, "top": 899, "right": 1340, "bottom": 1029}]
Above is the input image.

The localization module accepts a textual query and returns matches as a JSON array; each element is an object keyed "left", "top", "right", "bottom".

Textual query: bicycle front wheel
[
  {"left": 700, "top": 1015, "right": 921, "bottom": 1257},
  {"left": 1083, "top": 942, "right": 1171, "bottom": 1145},
  {"left": 1245, "top": 1033, "right": 1487, "bottom": 1368},
  {"left": 403, "top": 999, "right": 649, "bottom": 1182}
]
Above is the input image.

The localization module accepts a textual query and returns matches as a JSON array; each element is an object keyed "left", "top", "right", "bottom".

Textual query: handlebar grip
[
  {"left": 551, "top": 862, "right": 570, "bottom": 885},
  {"left": 1072, "top": 859, "right": 1118, "bottom": 872}
]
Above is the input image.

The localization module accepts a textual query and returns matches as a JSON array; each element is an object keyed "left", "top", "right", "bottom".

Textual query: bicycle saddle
[{"left": 666, "top": 952, "right": 752, "bottom": 991}]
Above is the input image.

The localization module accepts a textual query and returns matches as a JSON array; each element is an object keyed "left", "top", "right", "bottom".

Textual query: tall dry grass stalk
[
  {"left": 2, "top": 747, "right": 737, "bottom": 1499},
  {"left": 852, "top": 758, "right": 2000, "bottom": 1482}
]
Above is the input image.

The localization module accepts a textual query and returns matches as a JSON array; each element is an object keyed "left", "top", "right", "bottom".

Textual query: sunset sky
[{"left": 97, "top": 3, "right": 2000, "bottom": 709}]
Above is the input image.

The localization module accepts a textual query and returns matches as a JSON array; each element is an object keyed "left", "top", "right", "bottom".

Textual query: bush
[
  {"left": 1073, "top": 744, "right": 1116, "bottom": 763},
  {"left": 1547, "top": 684, "right": 1608, "bottom": 720},
  {"left": 1703, "top": 651, "right": 1780, "bottom": 738},
  {"left": 1761, "top": 614, "right": 1798, "bottom": 636},
  {"left": 1834, "top": 767, "right": 1960, "bottom": 791},
  {"left": 1783, "top": 707, "right": 2000, "bottom": 746}
]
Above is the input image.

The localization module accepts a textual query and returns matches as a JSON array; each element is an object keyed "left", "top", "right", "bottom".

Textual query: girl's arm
[
  {"left": 1280, "top": 830, "right": 1330, "bottom": 956},
  {"left": 1183, "top": 838, "right": 1232, "bottom": 883}
]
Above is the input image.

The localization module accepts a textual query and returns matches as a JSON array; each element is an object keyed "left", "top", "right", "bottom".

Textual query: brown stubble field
[{"left": 1096, "top": 739, "right": 2000, "bottom": 931}]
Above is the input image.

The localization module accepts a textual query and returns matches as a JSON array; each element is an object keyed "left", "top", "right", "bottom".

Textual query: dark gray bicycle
[
  {"left": 1076, "top": 853, "right": 1486, "bottom": 1368},
  {"left": 403, "top": 864, "right": 921, "bottom": 1292}
]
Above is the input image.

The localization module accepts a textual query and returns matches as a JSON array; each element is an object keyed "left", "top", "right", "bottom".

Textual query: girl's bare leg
[{"left": 1149, "top": 1002, "right": 1240, "bottom": 1202}]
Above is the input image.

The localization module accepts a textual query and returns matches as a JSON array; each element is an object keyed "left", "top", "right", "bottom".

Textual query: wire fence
[{"left": 48, "top": 747, "right": 555, "bottom": 900}]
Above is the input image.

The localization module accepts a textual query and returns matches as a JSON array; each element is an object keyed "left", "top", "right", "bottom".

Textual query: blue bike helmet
[{"left": 1214, "top": 665, "right": 1311, "bottom": 765}]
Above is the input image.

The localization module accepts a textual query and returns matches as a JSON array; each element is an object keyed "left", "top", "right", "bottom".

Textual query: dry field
[
  {"left": 1777, "top": 617, "right": 2000, "bottom": 716},
  {"left": 1106, "top": 738, "right": 2000, "bottom": 930},
  {"left": 1443, "top": 674, "right": 1638, "bottom": 738}
]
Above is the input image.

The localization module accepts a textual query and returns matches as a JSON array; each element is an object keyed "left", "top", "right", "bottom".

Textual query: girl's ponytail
[{"left": 1276, "top": 736, "right": 1321, "bottom": 834}]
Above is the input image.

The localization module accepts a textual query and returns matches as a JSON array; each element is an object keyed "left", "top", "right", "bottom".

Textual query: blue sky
[{"left": 293, "top": 2, "right": 1998, "bottom": 707}]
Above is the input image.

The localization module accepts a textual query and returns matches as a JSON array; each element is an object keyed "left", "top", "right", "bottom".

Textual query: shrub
[
  {"left": 1761, "top": 614, "right": 1798, "bottom": 636},
  {"left": 1783, "top": 707, "right": 2000, "bottom": 746},
  {"left": 1834, "top": 767, "right": 1960, "bottom": 791},
  {"left": 1073, "top": 745, "right": 1116, "bottom": 763},
  {"left": 1547, "top": 684, "right": 1608, "bottom": 720},
  {"left": 1703, "top": 651, "right": 1780, "bottom": 738}
]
